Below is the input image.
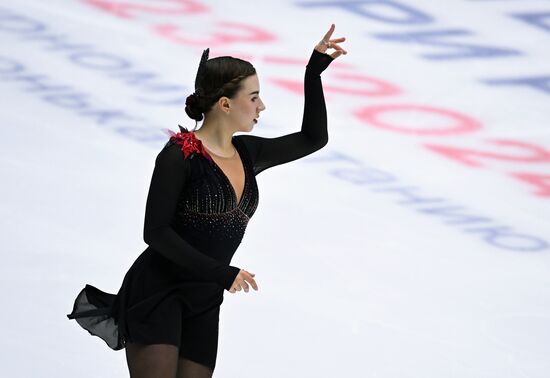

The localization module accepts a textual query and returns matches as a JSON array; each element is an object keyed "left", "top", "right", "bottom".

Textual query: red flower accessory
[{"left": 166, "top": 126, "right": 213, "bottom": 162}]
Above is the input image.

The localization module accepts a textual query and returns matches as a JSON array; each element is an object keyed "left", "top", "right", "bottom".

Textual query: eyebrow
[{"left": 248, "top": 91, "right": 259, "bottom": 95}]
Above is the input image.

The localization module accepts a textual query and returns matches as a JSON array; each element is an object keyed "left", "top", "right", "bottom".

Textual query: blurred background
[{"left": 1, "top": 0, "right": 549, "bottom": 377}]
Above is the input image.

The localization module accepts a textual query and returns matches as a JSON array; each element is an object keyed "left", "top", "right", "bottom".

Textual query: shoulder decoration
[{"left": 166, "top": 125, "right": 213, "bottom": 163}]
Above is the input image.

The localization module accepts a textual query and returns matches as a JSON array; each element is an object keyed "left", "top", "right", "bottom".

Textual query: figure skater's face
[{"left": 228, "top": 74, "right": 266, "bottom": 131}]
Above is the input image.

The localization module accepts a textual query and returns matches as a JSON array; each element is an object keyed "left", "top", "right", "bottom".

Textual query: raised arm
[
  {"left": 143, "top": 143, "right": 241, "bottom": 291},
  {"left": 238, "top": 24, "right": 347, "bottom": 175}
]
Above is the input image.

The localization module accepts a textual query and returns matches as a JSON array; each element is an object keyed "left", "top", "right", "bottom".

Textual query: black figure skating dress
[{"left": 67, "top": 49, "right": 334, "bottom": 370}]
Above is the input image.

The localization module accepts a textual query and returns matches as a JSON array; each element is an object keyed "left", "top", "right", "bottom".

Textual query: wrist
[
  {"left": 306, "top": 49, "right": 334, "bottom": 76},
  {"left": 215, "top": 265, "right": 241, "bottom": 291}
]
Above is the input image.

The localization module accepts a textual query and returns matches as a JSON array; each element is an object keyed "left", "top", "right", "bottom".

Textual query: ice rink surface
[{"left": 1, "top": 1, "right": 549, "bottom": 377}]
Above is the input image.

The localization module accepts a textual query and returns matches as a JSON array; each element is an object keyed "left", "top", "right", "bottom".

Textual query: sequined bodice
[
  {"left": 177, "top": 136, "right": 258, "bottom": 218},
  {"left": 166, "top": 132, "right": 259, "bottom": 250}
]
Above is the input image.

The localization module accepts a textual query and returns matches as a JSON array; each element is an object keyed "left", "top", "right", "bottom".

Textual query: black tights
[{"left": 125, "top": 342, "right": 214, "bottom": 378}]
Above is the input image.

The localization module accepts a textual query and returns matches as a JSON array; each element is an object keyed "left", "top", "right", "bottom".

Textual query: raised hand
[
  {"left": 315, "top": 23, "right": 348, "bottom": 59},
  {"left": 229, "top": 269, "right": 258, "bottom": 294}
]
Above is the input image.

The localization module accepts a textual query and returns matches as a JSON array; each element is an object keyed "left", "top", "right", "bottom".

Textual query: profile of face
[{"left": 224, "top": 74, "right": 266, "bottom": 132}]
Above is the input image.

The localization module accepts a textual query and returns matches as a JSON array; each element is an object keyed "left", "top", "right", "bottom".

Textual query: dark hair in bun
[{"left": 185, "top": 49, "right": 256, "bottom": 122}]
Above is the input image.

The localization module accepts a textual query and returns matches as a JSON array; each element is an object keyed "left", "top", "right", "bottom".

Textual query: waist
[{"left": 173, "top": 208, "right": 249, "bottom": 247}]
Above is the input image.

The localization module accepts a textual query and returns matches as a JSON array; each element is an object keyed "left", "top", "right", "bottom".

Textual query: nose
[{"left": 258, "top": 98, "right": 266, "bottom": 112}]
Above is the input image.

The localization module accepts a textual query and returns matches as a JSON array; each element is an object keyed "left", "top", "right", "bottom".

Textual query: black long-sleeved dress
[{"left": 67, "top": 49, "right": 334, "bottom": 370}]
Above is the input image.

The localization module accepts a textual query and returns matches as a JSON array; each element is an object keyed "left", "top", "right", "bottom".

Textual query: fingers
[
  {"left": 315, "top": 24, "right": 348, "bottom": 58},
  {"left": 323, "top": 23, "right": 335, "bottom": 42},
  {"left": 229, "top": 270, "right": 258, "bottom": 294},
  {"left": 330, "top": 37, "right": 346, "bottom": 43},
  {"left": 331, "top": 42, "right": 347, "bottom": 56},
  {"left": 238, "top": 272, "right": 257, "bottom": 293},
  {"left": 331, "top": 50, "right": 344, "bottom": 59},
  {"left": 244, "top": 271, "right": 258, "bottom": 291}
]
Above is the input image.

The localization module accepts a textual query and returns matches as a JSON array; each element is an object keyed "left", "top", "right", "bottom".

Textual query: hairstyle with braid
[{"left": 185, "top": 48, "right": 257, "bottom": 124}]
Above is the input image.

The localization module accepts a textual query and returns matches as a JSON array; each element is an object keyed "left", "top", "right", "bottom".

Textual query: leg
[
  {"left": 177, "top": 306, "right": 220, "bottom": 378},
  {"left": 176, "top": 357, "right": 214, "bottom": 378},
  {"left": 123, "top": 296, "right": 183, "bottom": 377},
  {"left": 125, "top": 341, "right": 179, "bottom": 378}
]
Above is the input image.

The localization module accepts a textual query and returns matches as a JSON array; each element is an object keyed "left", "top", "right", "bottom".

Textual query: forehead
[{"left": 240, "top": 74, "right": 259, "bottom": 91}]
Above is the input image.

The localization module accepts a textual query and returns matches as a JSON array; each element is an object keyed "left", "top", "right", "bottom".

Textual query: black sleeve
[
  {"left": 143, "top": 143, "right": 241, "bottom": 291},
  {"left": 237, "top": 49, "right": 334, "bottom": 175}
]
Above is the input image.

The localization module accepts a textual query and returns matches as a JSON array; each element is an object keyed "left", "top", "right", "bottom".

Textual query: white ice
[{"left": 1, "top": 1, "right": 549, "bottom": 377}]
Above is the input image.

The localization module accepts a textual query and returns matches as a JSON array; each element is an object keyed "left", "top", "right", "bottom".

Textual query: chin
[{"left": 236, "top": 124, "right": 253, "bottom": 134}]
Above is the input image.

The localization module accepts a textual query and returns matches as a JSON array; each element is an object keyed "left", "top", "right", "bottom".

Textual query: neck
[{"left": 193, "top": 114, "right": 236, "bottom": 155}]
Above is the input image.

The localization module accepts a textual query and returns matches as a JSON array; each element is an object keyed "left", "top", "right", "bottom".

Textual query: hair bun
[
  {"left": 184, "top": 92, "right": 203, "bottom": 121},
  {"left": 185, "top": 104, "right": 203, "bottom": 122}
]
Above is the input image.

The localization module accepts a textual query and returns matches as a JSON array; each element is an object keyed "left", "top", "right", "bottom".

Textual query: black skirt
[{"left": 66, "top": 247, "right": 226, "bottom": 368}]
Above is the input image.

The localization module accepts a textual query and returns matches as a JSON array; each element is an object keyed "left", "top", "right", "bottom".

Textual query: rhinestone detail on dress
[{"left": 167, "top": 127, "right": 259, "bottom": 244}]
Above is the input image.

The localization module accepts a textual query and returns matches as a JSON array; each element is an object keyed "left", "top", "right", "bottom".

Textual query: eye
[{"left": 251, "top": 97, "right": 258, "bottom": 102}]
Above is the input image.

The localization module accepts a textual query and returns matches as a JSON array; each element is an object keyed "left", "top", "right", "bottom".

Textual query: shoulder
[
  {"left": 234, "top": 134, "right": 262, "bottom": 160},
  {"left": 159, "top": 127, "right": 212, "bottom": 164},
  {"left": 153, "top": 142, "right": 188, "bottom": 172},
  {"left": 234, "top": 134, "right": 268, "bottom": 176}
]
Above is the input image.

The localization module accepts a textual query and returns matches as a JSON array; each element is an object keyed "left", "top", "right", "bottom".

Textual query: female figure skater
[{"left": 67, "top": 24, "right": 347, "bottom": 377}]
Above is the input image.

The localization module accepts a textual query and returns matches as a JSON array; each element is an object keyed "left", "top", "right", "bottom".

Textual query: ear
[{"left": 217, "top": 96, "right": 231, "bottom": 114}]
